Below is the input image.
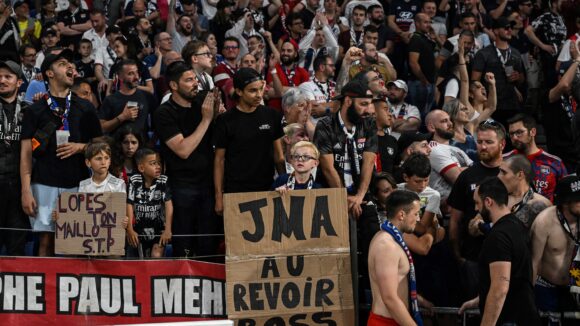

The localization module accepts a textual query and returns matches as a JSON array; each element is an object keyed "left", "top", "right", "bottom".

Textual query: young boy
[
  {"left": 126, "top": 148, "right": 173, "bottom": 258},
  {"left": 272, "top": 141, "right": 321, "bottom": 193},
  {"left": 74, "top": 39, "right": 96, "bottom": 82},
  {"left": 79, "top": 142, "right": 126, "bottom": 193}
]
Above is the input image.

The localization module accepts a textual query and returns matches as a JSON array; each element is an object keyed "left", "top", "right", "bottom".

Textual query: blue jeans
[
  {"left": 171, "top": 184, "right": 221, "bottom": 260},
  {"left": 406, "top": 80, "right": 435, "bottom": 117}
]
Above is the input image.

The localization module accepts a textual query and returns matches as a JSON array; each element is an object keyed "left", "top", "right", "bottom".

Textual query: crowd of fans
[{"left": 0, "top": 0, "right": 580, "bottom": 324}]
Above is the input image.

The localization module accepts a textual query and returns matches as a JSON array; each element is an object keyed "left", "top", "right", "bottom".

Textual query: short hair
[
  {"left": 414, "top": 13, "right": 428, "bottom": 23},
  {"left": 459, "top": 29, "right": 475, "bottom": 39},
  {"left": 364, "top": 24, "right": 379, "bottom": 35},
  {"left": 79, "top": 38, "right": 93, "bottom": 46},
  {"left": 18, "top": 44, "right": 36, "bottom": 57},
  {"left": 247, "top": 34, "right": 263, "bottom": 43},
  {"left": 181, "top": 40, "right": 208, "bottom": 65},
  {"left": 72, "top": 78, "right": 90, "bottom": 90},
  {"left": 165, "top": 60, "right": 191, "bottom": 85},
  {"left": 385, "top": 190, "right": 420, "bottom": 219},
  {"left": 89, "top": 8, "right": 105, "bottom": 17},
  {"left": 460, "top": 12, "right": 477, "bottom": 22},
  {"left": 476, "top": 119, "right": 506, "bottom": 141},
  {"left": 116, "top": 58, "right": 138, "bottom": 75},
  {"left": 367, "top": 4, "right": 382, "bottom": 14},
  {"left": 291, "top": 141, "right": 320, "bottom": 159},
  {"left": 423, "top": 0, "right": 437, "bottom": 6},
  {"left": 281, "top": 88, "right": 308, "bottom": 111},
  {"left": 134, "top": 148, "right": 157, "bottom": 164},
  {"left": 402, "top": 153, "right": 431, "bottom": 178},
  {"left": 353, "top": 4, "right": 367, "bottom": 15},
  {"left": 371, "top": 172, "right": 397, "bottom": 197},
  {"left": 505, "top": 154, "right": 534, "bottom": 184},
  {"left": 477, "top": 177, "right": 509, "bottom": 207},
  {"left": 223, "top": 36, "right": 240, "bottom": 47},
  {"left": 506, "top": 113, "right": 537, "bottom": 130},
  {"left": 283, "top": 123, "right": 305, "bottom": 139},
  {"left": 286, "top": 12, "right": 302, "bottom": 26},
  {"left": 313, "top": 54, "right": 332, "bottom": 72},
  {"left": 85, "top": 141, "right": 111, "bottom": 160}
]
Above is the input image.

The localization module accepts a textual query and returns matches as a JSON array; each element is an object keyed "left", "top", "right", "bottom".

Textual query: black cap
[
  {"left": 397, "top": 132, "right": 432, "bottom": 152},
  {"left": 217, "top": 0, "right": 235, "bottom": 9},
  {"left": 554, "top": 175, "right": 580, "bottom": 205},
  {"left": 492, "top": 17, "right": 516, "bottom": 29},
  {"left": 0, "top": 60, "right": 22, "bottom": 79},
  {"left": 42, "top": 28, "right": 57, "bottom": 38},
  {"left": 13, "top": 0, "right": 27, "bottom": 9},
  {"left": 332, "top": 79, "right": 372, "bottom": 101},
  {"left": 233, "top": 68, "right": 262, "bottom": 90},
  {"left": 40, "top": 48, "right": 74, "bottom": 77}
]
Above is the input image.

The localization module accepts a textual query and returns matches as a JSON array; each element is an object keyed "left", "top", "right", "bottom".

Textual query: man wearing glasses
[
  {"left": 448, "top": 119, "right": 506, "bottom": 302},
  {"left": 182, "top": 40, "right": 215, "bottom": 91}
]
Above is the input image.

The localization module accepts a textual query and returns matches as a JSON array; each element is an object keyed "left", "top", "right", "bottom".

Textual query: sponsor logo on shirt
[
  {"left": 470, "top": 184, "right": 477, "bottom": 191},
  {"left": 333, "top": 143, "right": 342, "bottom": 150},
  {"left": 258, "top": 124, "right": 271, "bottom": 130},
  {"left": 572, "top": 181, "right": 580, "bottom": 192}
]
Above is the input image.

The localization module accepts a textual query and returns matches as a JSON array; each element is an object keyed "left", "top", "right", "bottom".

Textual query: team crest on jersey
[
  {"left": 572, "top": 181, "right": 580, "bottom": 192},
  {"left": 411, "top": 6, "right": 417, "bottom": 11},
  {"left": 540, "top": 165, "right": 551, "bottom": 175},
  {"left": 387, "top": 147, "right": 394, "bottom": 155},
  {"left": 470, "top": 184, "right": 477, "bottom": 191}
]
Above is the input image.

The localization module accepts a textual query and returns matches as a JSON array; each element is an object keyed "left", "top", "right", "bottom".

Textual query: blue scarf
[{"left": 380, "top": 220, "right": 423, "bottom": 326}]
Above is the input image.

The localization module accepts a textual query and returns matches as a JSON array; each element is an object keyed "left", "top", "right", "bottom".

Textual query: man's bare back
[
  {"left": 531, "top": 206, "right": 576, "bottom": 285},
  {"left": 368, "top": 230, "right": 413, "bottom": 323}
]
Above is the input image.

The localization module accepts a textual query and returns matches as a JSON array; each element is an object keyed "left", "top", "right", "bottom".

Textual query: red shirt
[{"left": 266, "top": 63, "right": 310, "bottom": 112}]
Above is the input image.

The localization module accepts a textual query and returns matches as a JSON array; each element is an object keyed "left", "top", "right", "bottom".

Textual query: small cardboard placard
[
  {"left": 224, "top": 188, "right": 354, "bottom": 325},
  {"left": 55, "top": 192, "right": 126, "bottom": 256}
]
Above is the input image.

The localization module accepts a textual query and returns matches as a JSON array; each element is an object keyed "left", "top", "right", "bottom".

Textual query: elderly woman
[{"left": 281, "top": 88, "right": 316, "bottom": 138}]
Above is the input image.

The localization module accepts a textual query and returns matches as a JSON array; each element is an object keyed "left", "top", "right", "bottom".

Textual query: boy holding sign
[
  {"left": 126, "top": 148, "right": 173, "bottom": 258},
  {"left": 272, "top": 141, "right": 322, "bottom": 193}
]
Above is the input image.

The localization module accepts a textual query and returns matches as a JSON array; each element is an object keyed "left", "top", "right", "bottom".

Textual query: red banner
[{"left": 0, "top": 257, "right": 226, "bottom": 325}]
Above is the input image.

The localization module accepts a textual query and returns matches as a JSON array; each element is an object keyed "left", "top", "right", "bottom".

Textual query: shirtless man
[
  {"left": 368, "top": 190, "right": 422, "bottom": 326},
  {"left": 531, "top": 175, "right": 580, "bottom": 324}
]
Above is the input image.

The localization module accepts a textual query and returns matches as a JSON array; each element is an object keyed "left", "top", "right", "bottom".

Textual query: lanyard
[
  {"left": 395, "top": 103, "right": 407, "bottom": 119},
  {"left": 282, "top": 65, "right": 296, "bottom": 87},
  {"left": 556, "top": 208, "right": 580, "bottom": 244},
  {"left": 350, "top": 29, "right": 363, "bottom": 47},
  {"left": 223, "top": 61, "right": 237, "bottom": 76},
  {"left": 312, "top": 77, "right": 334, "bottom": 102},
  {"left": 45, "top": 92, "right": 71, "bottom": 131},
  {"left": 286, "top": 173, "right": 314, "bottom": 190},
  {"left": 0, "top": 99, "right": 21, "bottom": 140},
  {"left": 106, "top": 46, "right": 117, "bottom": 63},
  {"left": 511, "top": 187, "right": 534, "bottom": 214},
  {"left": 493, "top": 42, "right": 511, "bottom": 67}
]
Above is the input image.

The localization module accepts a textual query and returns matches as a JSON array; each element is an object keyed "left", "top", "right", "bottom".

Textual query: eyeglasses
[
  {"left": 479, "top": 119, "right": 505, "bottom": 132},
  {"left": 194, "top": 52, "right": 212, "bottom": 57},
  {"left": 508, "top": 129, "right": 527, "bottom": 138},
  {"left": 224, "top": 45, "right": 239, "bottom": 50},
  {"left": 23, "top": 53, "right": 37, "bottom": 58},
  {"left": 291, "top": 154, "right": 316, "bottom": 162}
]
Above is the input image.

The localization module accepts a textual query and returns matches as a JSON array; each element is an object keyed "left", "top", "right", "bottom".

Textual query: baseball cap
[
  {"left": 492, "top": 17, "right": 516, "bottom": 29},
  {"left": 41, "top": 28, "right": 58, "bottom": 38},
  {"left": 0, "top": 60, "right": 22, "bottom": 79},
  {"left": 332, "top": 79, "right": 372, "bottom": 101},
  {"left": 13, "top": 0, "right": 27, "bottom": 9},
  {"left": 397, "top": 132, "right": 432, "bottom": 152},
  {"left": 554, "top": 175, "right": 580, "bottom": 205},
  {"left": 387, "top": 79, "right": 408, "bottom": 93},
  {"left": 233, "top": 68, "right": 262, "bottom": 90},
  {"left": 40, "top": 48, "right": 74, "bottom": 77}
]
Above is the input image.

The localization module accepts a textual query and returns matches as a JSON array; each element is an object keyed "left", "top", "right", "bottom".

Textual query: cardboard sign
[
  {"left": 0, "top": 257, "right": 226, "bottom": 325},
  {"left": 224, "top": 189, "right": 354, "bottom": 325},
  {"left": 55, "top": 192, "right": 127, "bottom": 256}
]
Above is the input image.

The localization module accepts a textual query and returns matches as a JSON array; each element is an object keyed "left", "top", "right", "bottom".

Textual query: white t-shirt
[
  {"left": 444, "top": 78, "right": 459, "bottom": 99},
  {"left": 397, "top": 183, "right": 442, "bottom": 217},
  {"left": 557, "top": 34, "right": 580, "bottom": 63},
  {"left": 428, "top": 142, "right": 472, "bottom": 199},
  {"left": 78, "top": 174, "right": 126, "bottom": 193},
  {"left": 390, "top": 102, "right": 421, "bottom": 138},
  {"left": 94, "top": 46, "right": 116, "bottom": 80},
  {"left": 82, "top": 29, "right": 108, "bottom": 58}
]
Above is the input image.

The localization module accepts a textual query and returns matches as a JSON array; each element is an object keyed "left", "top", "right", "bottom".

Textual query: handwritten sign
[
  {"left": 224, "top": 189, "right": 354, "bottom": 325},
  {"left": 55, "top": 192, "right": 126, "bottom": 256}
]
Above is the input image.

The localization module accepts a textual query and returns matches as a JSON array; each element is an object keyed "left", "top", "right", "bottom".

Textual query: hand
[
  {"left": 298, "top": 102, "right": 311, "bottom": 124},
  {"left": 468, "top": 214, "right": 484, "bottom": 237},
  {"left": 127, "top": 228, "right": 140, "bottom": 248},
  {"left": 400, "top": 32, "right": 412, "bottom": 43},
  {"left": 52, "top": 210, "right": 58, "bottom": 221},
  {"left": 318, "top": 12, "right": 329, "bottom": 26},
  {"left": 98, "top": 80, "right": 108, "bottom": 92},
  {"left": 418, "top": 295, "right": 435, "bottom": 316},
  {"left": 215, "top": 193, "right": 224, "bottom": 216},
  {"left": 571, "top": 41, "right": 579, "bottom": 61},
  {"left": 275, "top": 185, "right": 289, "bottom": 196},
  {"left": 458, "top": 297, "right": 479, "bottom": 315},
  {"left": 345, "top": 47, "right": 362, "bottom": 64},
  {"left": 56, "top": 142, "right": 85, "bottom": 159},
  {"left": 32, "top": 92, "right": 45, "bottom": 102},
  {"left": 120, "top": 104, "right": 139, "bottom": 121},
  {"left": 347, "top": 194, "right": 364, "bottom": 219},
  {"left": 541, "top": 43, "right": 556, "bottom": 55},
  {"left": 122, "top": 216, "right": 129, "bottom": 229},
  {"left": 268, "top": 53, "right": 279, "bottom": 69},
  {"left": 22, "top": 191, "right": 37, "bottom": 217},
  {"left": 154, "top": 46, "right": 162, "bottom": 58},
  {"left": 508, "top": 71, "right": 521, "bottom": 83},
  {"left": 159, "top": 229, "right": 172, "bottom": 246},
  {"left": 310, "top": 101, "right": 327, "bottom": 118},
  {"left": 484, "top": 72, "right": 495, "bottom": 85},
  {"left": 262, "top": 31, "right": 272, "bottom": 41},
  {"left": 34, "top": 73, "right": 43, "bottom": 81},
  {"left": 458, "top": 36, "right": 465, "bottom": 57},
  {"left": 201, "top": 91, "right": 216, "bottom": 121}
]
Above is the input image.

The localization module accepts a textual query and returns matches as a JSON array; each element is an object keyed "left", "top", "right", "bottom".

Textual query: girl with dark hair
[{"left": 114, "top": 126, "right": 144, "bottom": 184}]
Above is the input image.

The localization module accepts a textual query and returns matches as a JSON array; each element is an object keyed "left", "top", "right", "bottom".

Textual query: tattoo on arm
[{"left": 500, "top": 276, "right": 510, "bottom": 283}]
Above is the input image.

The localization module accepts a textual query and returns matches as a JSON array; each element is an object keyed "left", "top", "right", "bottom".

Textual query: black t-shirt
[
  {"left": 542, "top": 96, "right": 580, "bottom": 167},
  {"left": 447, "top": 163, "right": 500, "bottom": 261},
  {"left": 482, "top": 0, "right": 518, "bottom": 17},
  {"left": 213, "top": 105, "right": 284, "bottom": 193},
  {"left": 389, "top": 0, "right": 421, "bottom": 33},
  {"left": 57, "top": 8, "right": 90, "bottom": 48},
  {"left": 378, "top": 133, "right": 398, "bottom": 174},
  {"left": 408, "top": 32, "right": 436, "bottom": 83},
  {"left": 472, "top": 45, "right": 524, "bottom": 112},
  {"left": 153, "top": 97, "right": 214, "bottom": 187},
  {"left": 98, "top": 89, "right": 157, "bottom": 139},
  {"left": 0, "top": 98, "right": 25, "bottom": 178},
  {"left": 478, "top": 214, "right": 540, "bottom": 325},
  {"left": 74, "top": 59, "right": 96, "bottom": 79},
  {"left": 313, "top": 113, "right": 378, "bottom": 191},
  {"left": 127, "top": 174, "right": 171, "bottom": 240},
  {"left": 21, "top": 95, "right": 102, "bottom": 188}
]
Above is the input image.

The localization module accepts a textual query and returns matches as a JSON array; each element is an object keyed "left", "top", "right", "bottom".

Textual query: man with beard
[
  {"left": 56, "top": 0, "right": 91, "bottom": 50},
  {"left": 408, "top": 13, "right": 436, "bottom": 115},
  {"left": 167, "top": 0, "right": 194, "bottom": 54},
  {"left": 82, "top": 9, "right": 108, "bottom": 57},
  {"left": 472, "top": 17, "right": 525, "bottom": 126},
  {"left": 386, "top": 80, "right": 420, "bottom": 138},
  {"left": 505, "top": 113, "right": 567, "bottom": 202},
  {"left": 344, "top": 43, "right": 393, "bottom": 88},
  {"left": 298, "top": 55, "right": 337, "bottom": 118},
  {"left": 214, "top": 68, "right": 286, "bottom": 215},
  {"left": 367, "top": 4, "right": 391, "bottom": 53},
  {"left": 425, "top": 109, "right": 472, "bottom": 201},
  {"left": 268, "top": 40, "right": 310, "bottom": 112},
  {"left": 531, "top": 175, "right": 580, "bottom": 324},
  {"left": 20, "top": 49, "right": 102, "bottom": 256},
  {"left": 298, "top": 12, "right": 339, "bottom": 75},
  {"left": 0, "top": 61, "right": 29, "bottom": 255},
  {"left": 128, "top": 18, "right": 154, "bottom": 61},
  {"left": 459, "top": 177, "right": 540, "bottom": 326},
  {"left": 98, "top": 59, "right": 156, "bottom": 139},
  {"left": 154, "top": 61, "right": 221, "bottom": 259},
  {"left": 338, "top": 5, "right": 367, "bottom": 57},
  {"left": 120, "top": 0, "right": 148, "bottom": 36},
  {"left": 447, "top": 119, "right": 505, "bottom": 301},
  {"left": 313, "top": 79, "right": 377, "bottom": 218}
]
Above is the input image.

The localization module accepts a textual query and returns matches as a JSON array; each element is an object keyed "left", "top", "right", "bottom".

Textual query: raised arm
[{"left": 549, "top": 43, "right": 580, "bottom": 103}]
